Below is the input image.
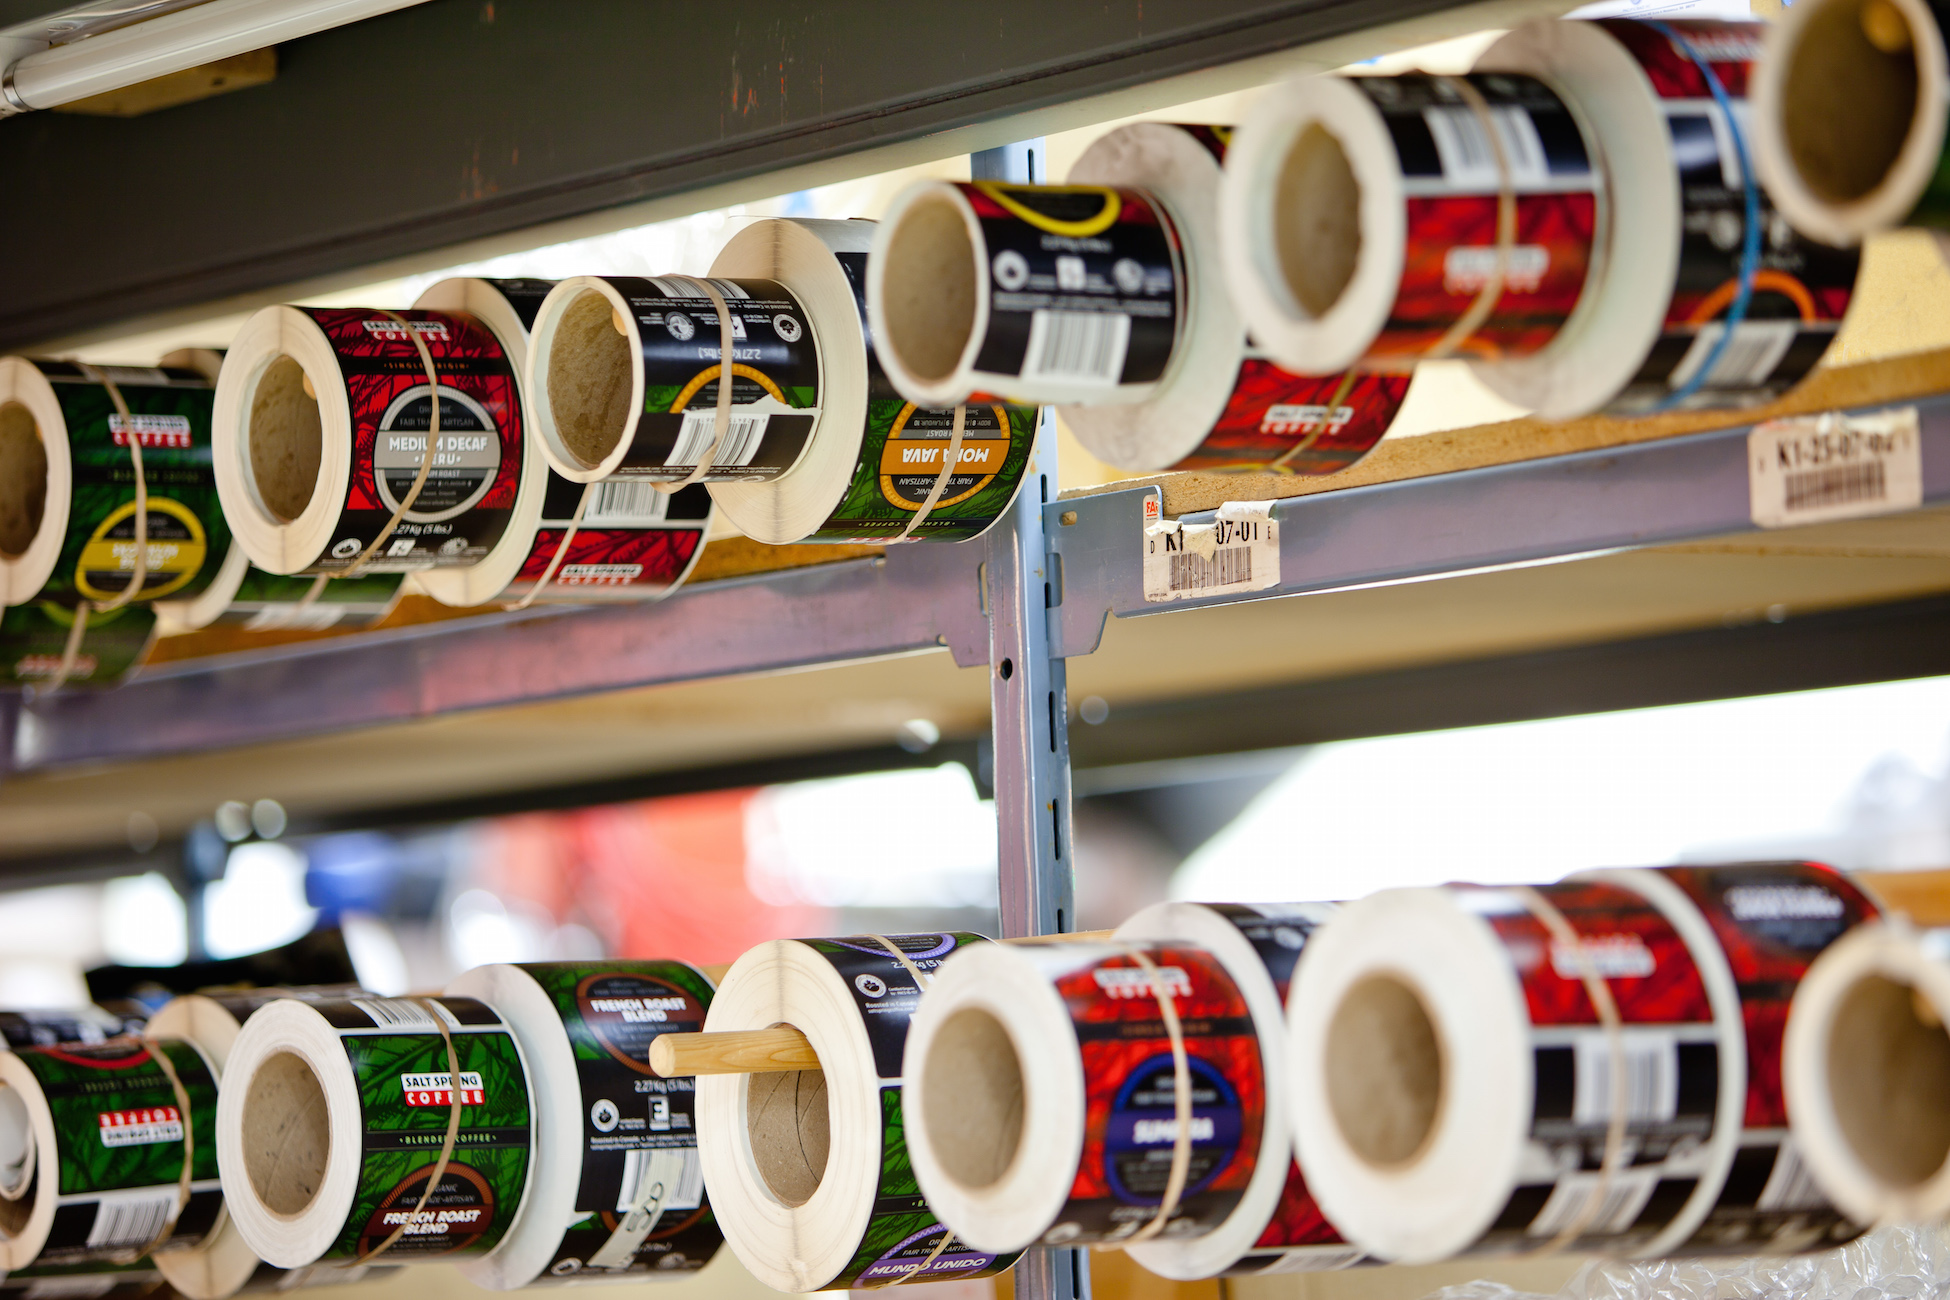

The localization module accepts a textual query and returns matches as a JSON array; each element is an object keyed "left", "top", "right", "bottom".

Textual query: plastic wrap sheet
[{"left": 1424, "top": 1227, "right": 1950, "bottom": 1300}]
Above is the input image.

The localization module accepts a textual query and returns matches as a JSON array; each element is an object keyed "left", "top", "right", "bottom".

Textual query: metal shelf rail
[{"left": 11, "top": 390, "right": 1948, "bottom": 779}]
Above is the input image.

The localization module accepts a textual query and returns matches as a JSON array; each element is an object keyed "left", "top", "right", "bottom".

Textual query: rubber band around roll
[
  {"left": 861, "top": 934, "right": 958, "bottom": 1289},
  {"left": 501, "top": 481, "right": 593, "bottom": 611},
  {"left": 1510, "top": 885, "right": 1628, "bottom": 1255},
  {"left": 1644, "top": 22, "right": 1761, "bottom": 413},
  {"left": 133, "top": 1035, "right": 196, "bottom": 1262},
  {"left": 891, "top": 406, "right": 968, "bottom": 543},
  {"left": 353, "top": 997, "right": 464, "bottom": 1265},
  {"left": 1115, "top": 945, "right": 1194, "bottom": 1247},
  {"left": 47, "top": 364, "right": 151, "bottom": 693},
  {"left": 1418, "top": 76, "right": 1518, "bottom": 366},
  {"left": 660, "top": 277, "right": 735, "bottom": 493}
]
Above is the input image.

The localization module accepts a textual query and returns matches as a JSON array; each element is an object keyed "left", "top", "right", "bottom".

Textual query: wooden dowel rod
[
  {"left": 651, "top": 1027, "right": 820, "bottom": 1077},
  {"left": 1856, "top": 870, "right": 1950, "bottom": 927}
]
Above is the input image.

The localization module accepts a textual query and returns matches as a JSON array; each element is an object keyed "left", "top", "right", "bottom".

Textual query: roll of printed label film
[
  {"left": 902, "top": 940, "right": 1266, "bottom": 1258},
  {"left": 1473, "top": 20, "right": 1858, "bottom": 418},
  {"left": 1284, "top": 865, "right": 1883, "bottom": 1266},
  {"left": 1061, "top": 125, "right": 1409, "bottom": 476},
  {"left": 445, "top": 961, "right": 722, "bottom": 1288},
  {"left": 1114, "top": 902, "right": 1359, "bottom": 1278},
  {"left": 696, "top": 933, "right": 1019, "bottom": 1292},
  {"left": 1220, "top": 70, "right": 1601, "bottom": 386},
  {"left": 216, "top": 996, "right": 533, "bottom": 1269},
  {"left": 213, "top": 307, "right": 529, "bottom": 580},
  {"left": 0, "top": 359, "right": 233, "bottom": 686},
  {"left": 1752, "top": 0, "right": 1950, "bottom": 248}
]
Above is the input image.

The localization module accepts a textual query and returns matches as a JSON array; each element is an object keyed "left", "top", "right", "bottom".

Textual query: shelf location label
[
  {"left": 1749, "top": 407, "right": 1922, "bottom": 529},
  {"left": 1142, "top": 495, "right": 1281, "bottom": 604}
]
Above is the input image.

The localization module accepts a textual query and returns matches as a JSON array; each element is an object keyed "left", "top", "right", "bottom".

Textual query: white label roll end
[
  {"left": 695, "top": 933, "right": 1016, "bottom": 1293},
  {"left": 903, "top": 938, "right": 1268, "bottom": 1257},
  {"left": 215, "top": 995, "right": 535, "bottom": 1270},
  {"left": 1286, "top": 882, "right": 1746, "bottom": 1263},
  {"left": 1784, "top": 920, "right": 1950, "bottom": 1224},
  {"left": 1751, "top": 0, "right": 1950, "bottom": 248}
]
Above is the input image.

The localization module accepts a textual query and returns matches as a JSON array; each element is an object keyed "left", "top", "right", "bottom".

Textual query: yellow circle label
[
  {"left": 75, "top": 497, "right": 207, "bottom": 602},
  {"left": 879, "top": 404, "right": 1012, "bottom": 511}
]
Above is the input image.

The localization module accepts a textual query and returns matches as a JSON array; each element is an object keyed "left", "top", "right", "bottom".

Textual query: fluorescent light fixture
[{"left": 0, "top": 0, "right": 431, "bottom": 113}]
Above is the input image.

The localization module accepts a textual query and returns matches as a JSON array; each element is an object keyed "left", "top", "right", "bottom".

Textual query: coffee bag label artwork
[
  {"left": 526, "top": 962, "right": 721, "bottom": 1281},
  {"left": 1201, "top": 904, "right": 1359, "bottom": 1272},
  {"left": 0, "top": 601, "right": 155, "bottom": 688},
  {"left": 606, "top": 277, "right": 820, "bottom": 484},
  {"left": 1184, "top": 361, "right": 1409, "bottom": 475},
  {"left": 1597, "top": 22, "right": 1858, "bottom": 413},
  {"left": 12, "top": 1039, "right": 223, "bottom": 1266},
  {"left": 1046, "top": 947, "right": 1264, "bottom": 1246},
  {"left": 302, "top": 310, "right": 523, "bottom": 573},
  {"left": 1656, "top": 863, "right": 1879, "bottom": 1252},
  {"left": 961, "top": 182, "right": 1183, "bottom": 395},
  {"left": 316, "top": 997, "right": 532, "bottom": 1261},
  {"left": 802, "top": 934, "right": 1016, "bottom": 1288},
  {"left": 512, "top": 473, "right": 709, "bottom": 596},
  {"left": 816, "top": 251, "right": 1034, "bottom": 542},
  {"left": 1465, "top": 881, "right": 1723, "bottom": 1254},
  {"left": 40, "top": 362, "right": 230, "bottom": 607},
  {"left": 1357, "top": 74, "right": 1599, "bottom": 364},
  {"left": 216, "top": 567, "right": 402, "bottom": 632}
]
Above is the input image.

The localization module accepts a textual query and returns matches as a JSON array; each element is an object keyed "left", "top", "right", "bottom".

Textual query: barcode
[
  {"left": 585, "top": 479, "right": 671, "bottom": 525},
  {"left": 1670, "top": 320, "right": 1797, "bottom": 391},
  {"left": 645, "top": 276, "right": 748, "bottom": 301},
  {"left": 1169, "top": 546, "right": 1252, "bottom": 591},
  {"left": 1424, "top": 104, "right": 1553, "bottom": 188},
  {"left": 1757, "top": 1138, "right": 1829, "bottom": 1211},
  {"left": 85, "top": 1190, "right": 174, "bottom": 1249},
  {"left": 618, "top": 1148, "right": 704, "bottom": 1213},
  {"left": 664, "top": 412, "right": 769, "bottom": 469},
  {"left": 1573, "top": 1033, "right": 1678, "bottom": 1125},
  {"left": 1021, "top": 310, "right": 1131, "bottom": 386},
  {"left": 354, "top": 998, "right": 455, "bottom": 1030},
  {"left": 1785, "top": 460, "right": 1886, "bottom": 513},
  {"left": 1526, "top": 1169, "right": 1659, "bottom": 1237}
]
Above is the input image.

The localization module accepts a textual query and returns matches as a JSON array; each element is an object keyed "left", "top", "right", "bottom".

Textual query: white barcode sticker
[
  {"left": 1749, "top": 407, "right": 1921, "bottom": 528},
  {"left": 1143, "top": 500, "right": 1280, "bottom": 604},
  {"left": 1525, "top": 1168, "right": 1660, "bottom": 1238},
  {"left": 617, "top": 1147, "right": 704, "bottom": 1213},
  {"left": 1021, "top": 310, "right": 1131, "bottom": 387},
  {"left": 664, "top": 411, "right": 770, "bottom": 470},
  {"left": 584, "top": 479, "right": 670, "bottom": 525},
  {"left": 1670, "top": 320, "right": 1798, "bottom": 391},
  {"left": 1756, "top": 1137, "right": 1829, "bottom": 1211},
  {"left": 85, "top": 1188, "right": 176, "bottom": 1249},
  {"left": 353, "top": 998, "right": 457, "bottom": 1031},
  {"left": 1573, "top": 1031, "right": 1678, "bottom": 1126},
  {"left": 1423, "top": 105, "right": 1555, "bottom": 189}
]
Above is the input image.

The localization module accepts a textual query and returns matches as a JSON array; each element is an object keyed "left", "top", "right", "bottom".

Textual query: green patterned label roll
[
  {"left": 314, "top": 997, "right": 532, "bottom": 1261},
  {"left": 0, "top": 1037, "right": 222, "bottom": 1271},
  {"left": 0, "top": 601, "right": 155, "bottom": 688}
]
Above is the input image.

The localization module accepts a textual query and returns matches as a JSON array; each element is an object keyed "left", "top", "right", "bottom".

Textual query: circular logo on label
[
  {"left": 1273, "top": 926, "right": 1305, "bottom": 950},
  {"left": 591, "top": 1098, "right": 620, "bottom": 1132},
  {"left": 856, "top": 974, "right": 887, "bottom": 999},
  {"left": 576, "top": 972, "right": 706, "bottom": 1074},
  {"left": 439, "top": 536, "right": 468, "bottom": 554},
  {"left": 666, "top": 313, "right": 696, "bottom": 341},
  {"left": 549, "top": 1260, "right": 582, "bottom": 1276},
  {"left": 774, "top": 314, "right": 802, "bottom": 342},
  {"left": 373, "top": 384, "right": 503, "bottom": 524},
  {"left": 992, "top": 249, "right": 1030, "bottom": 292},
  {"left": 74, "top": 497, "right": 209, "bottom": 603},
  {"left": 332, "top": 537, "right": 362, "bottom": 558},
  {"left": 1043, "top": 1223, "right": 1081, "bottom": 1244},
  {"left": 1113, "top": 257, "right": 1145, "bottom": 294}
]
